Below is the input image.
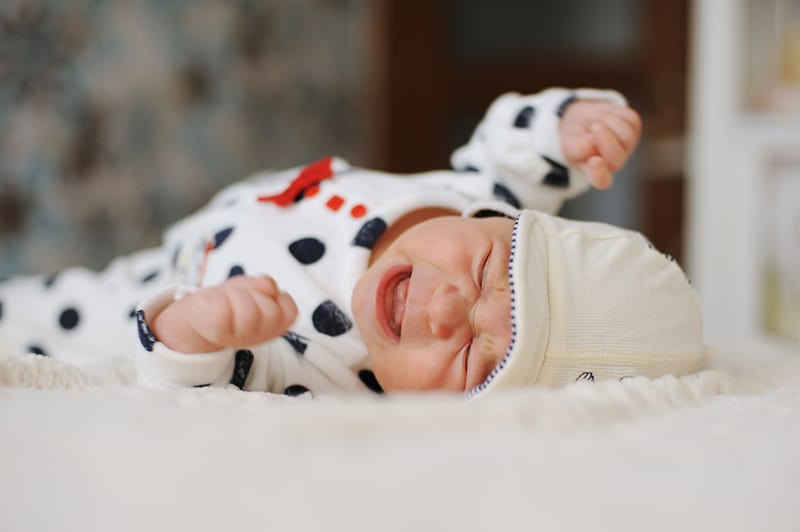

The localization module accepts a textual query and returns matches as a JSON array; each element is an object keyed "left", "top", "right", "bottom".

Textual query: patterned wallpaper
[{"left": 0, "top": 0, "right": 375, "bottom": 275}]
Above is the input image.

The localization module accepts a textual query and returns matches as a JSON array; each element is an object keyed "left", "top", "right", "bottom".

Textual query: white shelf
[
  {"left": 739, "top": 113, "right": 800, "bottom": 135},
  {"left": 687, "top": 0, "right": 800, "bottom": 355}
]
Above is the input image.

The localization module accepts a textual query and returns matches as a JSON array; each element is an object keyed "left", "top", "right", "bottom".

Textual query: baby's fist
[
  {"left": 559, "top": 100, "right": 642, "bottom": 189},
  {"left": 152, "top": 275, "right": 298, "bottom": 353}
]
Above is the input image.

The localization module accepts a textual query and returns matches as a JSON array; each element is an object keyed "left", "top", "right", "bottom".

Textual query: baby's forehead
[{"left": 409, "top": 212, "right": 515, "bottom": 245}]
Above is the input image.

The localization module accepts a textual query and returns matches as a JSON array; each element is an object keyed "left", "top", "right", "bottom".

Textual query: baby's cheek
[
  {"left": 350, "top": 279, "right": 368, "bottom": 325},
  {"left": 365, "top": 348, "right": 398, "bottom": 392},
  {"left": 372, "top": 349, "right": 439, "bottom": 392}
]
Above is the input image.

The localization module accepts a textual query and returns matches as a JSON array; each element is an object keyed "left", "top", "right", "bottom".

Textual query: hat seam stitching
[{"left": 467, "top": 215, "right": 522, "bottom": 397}]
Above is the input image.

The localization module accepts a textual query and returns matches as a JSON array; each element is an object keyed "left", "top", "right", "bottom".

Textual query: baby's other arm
[
  {"left": 558, "top": 99, "right": 641, "bottom": 190},
  {"left": 451, "top": 88, "right": 641, "bottom": 213},
  {"left": 150, "top": 275, "right": 297, "bottom": 353}
]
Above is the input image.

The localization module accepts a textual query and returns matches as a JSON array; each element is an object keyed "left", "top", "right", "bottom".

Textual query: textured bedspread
[{"left": 1, "top": 345, "right": 799, "bottom": 532}]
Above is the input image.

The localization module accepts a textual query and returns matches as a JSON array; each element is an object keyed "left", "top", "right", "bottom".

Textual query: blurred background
[{"left": 0, "top": 0, "right": 797, "bottom": 349}]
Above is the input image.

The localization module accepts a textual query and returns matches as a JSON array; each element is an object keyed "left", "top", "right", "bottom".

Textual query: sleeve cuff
[{"left": 134, "top": 285, "right": 235, "bottom": 389}]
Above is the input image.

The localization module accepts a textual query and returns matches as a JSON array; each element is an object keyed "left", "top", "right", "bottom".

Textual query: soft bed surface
[{"left": 1, "top": 346, "right": 799, "bottom": 532}]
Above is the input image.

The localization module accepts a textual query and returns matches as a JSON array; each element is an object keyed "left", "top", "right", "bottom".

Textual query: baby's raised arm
[
  {"left": 150, "top": 275, "right": 297, "bottom": 353},
  {"left": 451, "top": 88, "right": 641, "bottom": 213},
  {"left": 558, "top": 99, "right": 641, "bottom": 190}
]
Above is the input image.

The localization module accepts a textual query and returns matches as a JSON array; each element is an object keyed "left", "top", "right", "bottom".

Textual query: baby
[{"left": 0, "top": 87, "right": 706, "bottom": 396}]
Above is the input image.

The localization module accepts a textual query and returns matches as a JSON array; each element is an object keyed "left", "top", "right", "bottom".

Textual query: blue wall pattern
[{"left": 0, "top": 0, "right": 373, "bottom": 275}]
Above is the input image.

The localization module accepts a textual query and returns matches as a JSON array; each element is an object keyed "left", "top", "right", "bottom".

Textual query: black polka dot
[
  {"left": 493, "top": 182, "right": 521, "bottom": 209},
  {"left": 230, "top": 349, "right": 254, "bottom": 389},
  {"left": 171, "top": 246, "right": 181, "bottom": 268},
  {"left": 282, "top": 330, "right": 309, "bottom": 354},
  {"left": 460, "top": 165, "right": 480, "bottom": 173},
  {"left": 213, "top": 227, "right": 235, "bottom": 248},
  {"left": 513, "top": 105, "right": 536, "bottom": 128},
  {"left": 542, "top": 156, "right": 569, "bottom": 188},
  {"left": 358, "top": 369, "right": 384, "bottom": 394},
  {"left": 128, "top": 307, "right": 137, "bottom": 319},
  {"left": 556, "top": 94, "right": 578, "bottom": 118},
  {"left": 288, "top": 237, "right": 326, "bottom": 265},
  {"left": 58, "top": 307, "right": 80, "bottom": 330},
  {"left": 228, "top": 265, "right": 245, "bottom": 277},
  {"left": 140, "top": 270, "right": 159, "bottom": 283},
  {"left": 352, "top": 217, "right": 387, "bottom": 249},
  {"left": 43, "top": 273, "right": 59, "bottom": 288},
  {"left": 311, "top": 300, "right": 353, "bottom": 337},
  {"left": 27, "top": 345, "right": 47, "bottom": 356},
  {"left": 284, "top": 384, "right": 310, "bottom": 397},
  {"left": 472, "top": 209, "right": 511, "bottom": 219}
]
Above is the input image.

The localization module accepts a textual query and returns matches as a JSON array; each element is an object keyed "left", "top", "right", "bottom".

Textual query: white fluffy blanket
[{"left": 1, "top": 345, "right": 799, "bottom": 532}]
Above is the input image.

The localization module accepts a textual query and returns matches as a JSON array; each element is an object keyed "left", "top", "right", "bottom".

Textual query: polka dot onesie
[{"left": 0, "top": 88, "right": 626, "bottom": 396}]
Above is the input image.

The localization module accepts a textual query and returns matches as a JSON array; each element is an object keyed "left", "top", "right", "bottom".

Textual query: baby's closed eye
[{"left": 463, "top": 334, "right": 504, "bottom": 390}]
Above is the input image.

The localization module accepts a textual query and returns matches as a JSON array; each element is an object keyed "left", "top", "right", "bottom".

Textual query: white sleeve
[
  {"left": 451, "top": 87, "right": 627, "bottom": 214},
  {"left": 134, "top": 285, "right": 241, "bottom": 389}
]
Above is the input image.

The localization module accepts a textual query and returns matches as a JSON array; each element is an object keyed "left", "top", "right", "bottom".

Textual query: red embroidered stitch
[
  {"left": 350, "top": 204, "right": 367, "bottom": 218},
  {"left": 326, "top": 195, "right": 344, "bottom": 211}
]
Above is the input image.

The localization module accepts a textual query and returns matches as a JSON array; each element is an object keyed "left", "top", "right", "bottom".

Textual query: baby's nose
[{"left": 427, "top": 283, "right": 469, "bottom": 338}]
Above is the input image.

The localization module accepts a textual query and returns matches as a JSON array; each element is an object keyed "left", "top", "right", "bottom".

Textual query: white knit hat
[{"left": 469, "top": 209, "right": 707, "bottom": 396}]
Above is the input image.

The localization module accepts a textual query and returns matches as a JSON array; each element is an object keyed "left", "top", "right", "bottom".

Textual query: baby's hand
[
  {"left": 151, "top": 275, "right": 298, "bottom": 353},
  {"left": 559, "top": 100, "right": 642, "bottom": 189}
]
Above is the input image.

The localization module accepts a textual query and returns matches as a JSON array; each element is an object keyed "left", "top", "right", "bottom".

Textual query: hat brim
[{"left": 469, "top": 210, "right": 549, "bottom": 396}]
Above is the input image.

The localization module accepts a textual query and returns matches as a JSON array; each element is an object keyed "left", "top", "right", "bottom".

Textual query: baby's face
[{"left": 351, "top": 216, "right": 514, "bottom": 392}]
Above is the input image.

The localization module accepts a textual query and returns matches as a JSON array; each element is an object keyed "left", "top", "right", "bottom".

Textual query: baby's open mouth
[
  {"left": 387, "top": 275, "right": 409, "bottom": 337},
  {"left": 377, "top": 267, "right": 411, "bottom": 341}
]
